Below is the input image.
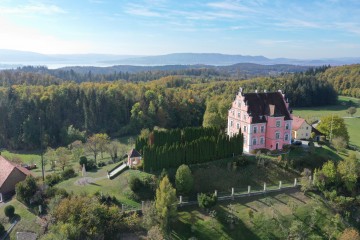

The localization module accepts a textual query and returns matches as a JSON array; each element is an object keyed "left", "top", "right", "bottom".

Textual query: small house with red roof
[
  {"left": 227, "top": 88, "right": 293, "bottom": 153},
  {"left": 127, "top": 149, "right": 142, "bottom": 168},
  {"left": 0, "top": 156, "right": 32, "bottom": 202},
  {"left": 292, "top": 116, "right": 312, "bottom": 140}
]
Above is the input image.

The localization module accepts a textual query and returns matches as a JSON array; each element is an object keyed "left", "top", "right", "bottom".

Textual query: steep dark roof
[
  {"left": 128, "top": 149, "right": 141, "bottom": 158},
  {"left": 243, "top": 92, "right": 292, "bottom": 123}
]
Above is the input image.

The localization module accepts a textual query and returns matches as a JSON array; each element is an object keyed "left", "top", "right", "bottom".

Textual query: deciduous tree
[
  {"left": 175, "top": 164, "right": 194, "bottom": 195},
  {"left": 155, "top": 176, "right": 177, "bottom": 233},
  {"left": 317, "top": 115, "right": 349, "bottom": 143}
]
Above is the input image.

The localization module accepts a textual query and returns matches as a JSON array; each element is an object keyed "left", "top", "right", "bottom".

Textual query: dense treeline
[
  {"left": 135, "top": 127, "right": 243, "bottom": 171},
  {"left": 0, "top": 66, "right": 338, "bottom": 150},
  {"left": 318, "top": 64, "right": 360, "bottom": 98}
]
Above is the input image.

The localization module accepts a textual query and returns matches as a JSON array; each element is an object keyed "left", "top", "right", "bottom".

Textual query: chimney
[{"left": 269, "top": 104, "right": 275, "bottom": 116}]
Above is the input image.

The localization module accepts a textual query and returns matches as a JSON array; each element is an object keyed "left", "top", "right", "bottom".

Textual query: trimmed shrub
[
  {"left": 79, "top": 156, "right": 88, "bottom": 168},
  {"left": 198, "top": 193, "right": 217, "bottom": 209},
  {"left": 87, "top": 160, "right": 97, "bottom": 170},
  {"left": 61, "top": 168, "right": 76, "bottom": 180},
  {"left": 4, "top": 205, "right": 15, "bottom": 219},
  {"left": 45, "top": 173, "right": 62, "bottom": 186},
  {"left": 129, "top": 177, "right": 143, "bottom": 192},
  {"left": 98, "top": 162, "right": 106, "bottom": 167}
]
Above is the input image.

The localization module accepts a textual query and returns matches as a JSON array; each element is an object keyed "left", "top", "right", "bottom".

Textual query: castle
[{"left": 227, "top": 88, "right": 293, "bottom": 153}]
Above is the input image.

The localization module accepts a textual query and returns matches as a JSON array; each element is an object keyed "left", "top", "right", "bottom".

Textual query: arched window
[{"left": 252, "top": 138, "right": 257, "bottom": 145}]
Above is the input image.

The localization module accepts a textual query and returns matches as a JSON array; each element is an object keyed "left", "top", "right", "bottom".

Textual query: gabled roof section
[
  {"left": 128, "top": 149, "right": 141, "bottom": 158},
  {"left": 292, "top": 116, "right": 307, "bottom": 131},
  {"left": 243, "top": 91, "right": 292, "bottom": 123},
  {"left": 312, "top": 127, "right": 325, "bottom": 136},
  {"left": 0, "top": 156, "right": 32, "bottom": 188}
]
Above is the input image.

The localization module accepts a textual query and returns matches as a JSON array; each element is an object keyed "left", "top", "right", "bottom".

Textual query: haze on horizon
[{"left": 1, "top": 0, "right": 360, "bottom": 59}]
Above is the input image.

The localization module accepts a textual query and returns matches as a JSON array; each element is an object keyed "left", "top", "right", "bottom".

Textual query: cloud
[
  {"left": 207, "top": 1, "right": 257, "bottom": 13},
  {"left": 0, "top": 17, "right": 91, "bottom": 54},
  {"left": 0, "top": 2, "right": 66, "bottom": 15},
  {"left": 124, "top": 4, "right": 161, "bottom": 17}
]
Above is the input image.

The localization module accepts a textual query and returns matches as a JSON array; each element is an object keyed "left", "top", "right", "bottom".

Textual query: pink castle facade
[{"left": 227, "top": 88, "right": 293, "bottom": 153}]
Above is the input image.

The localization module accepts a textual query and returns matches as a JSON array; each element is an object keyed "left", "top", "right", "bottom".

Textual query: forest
[{"left": 0, "top": 65, "right": 342, "bottom": 150}]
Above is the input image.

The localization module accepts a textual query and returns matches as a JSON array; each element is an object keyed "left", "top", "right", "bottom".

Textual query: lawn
[
  {"left": 56, "top": 168, "right": 152, "bottom": 207},
  {"left": 172, "top": 189, "right": 344, "bottom": 240},
  {"left": 293, "top": 95, "right": 360, "bottom": 147},
  {"left": 0, "top": 199, "right": 42, "bottom": 239}
]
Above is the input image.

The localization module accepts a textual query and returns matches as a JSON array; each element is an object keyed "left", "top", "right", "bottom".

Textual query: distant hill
[{"left": 1, "top": 49, "right": 359, "bottom": 67}]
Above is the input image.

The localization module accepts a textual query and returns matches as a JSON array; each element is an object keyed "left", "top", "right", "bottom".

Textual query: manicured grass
[
  {"left": 293, "top": 96, "right": 360, "bottom": 121},
  {"left": 344, "top": 118, "right": 360, "bottom": 147},
  {"left": 293, "top": 95, "right": 360, "bottom": 147},
  {"left": 0, "top": 199, "right": 42, "bottom": 239},
  {"left": 172, "top": 190, "right": 344, "bottom": 240},
  {"left": 57, "top": 168, "right": 152, "bottom": 207}
]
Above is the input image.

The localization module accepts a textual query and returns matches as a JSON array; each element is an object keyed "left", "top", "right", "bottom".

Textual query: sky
[{"left": 0, "top": 0, "right": 360, "bottom": 58}]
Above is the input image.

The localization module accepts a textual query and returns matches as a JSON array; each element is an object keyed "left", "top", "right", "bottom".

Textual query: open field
[
  {"left": 293, "top": 95, "right": 360, "bottom": 147},
  {"left": 0, "top": 199, "right": 42, "bottom": 239},
  {"left": 172, "top": 189, "right": 344, "bottom": 240}
]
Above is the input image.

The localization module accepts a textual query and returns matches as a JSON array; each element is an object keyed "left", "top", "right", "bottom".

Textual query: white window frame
[
  {"left": 236, "top": 123, "right": 240, "bottom": 129},
  {"left": 260, "top": 137, "right": 264, "bottom": 145},
  {"left": 275, "top": 132, "right": 280, "bottom": 139},
  {"left": 237, "top": 112, "right": 240, "bottom": 118},
  {"left": 243, "top": 125, "right": 247, "bottom": 133},
  {"left": 261, "top": 125, "right": 265, "bottom": 133},
  {"left": 253, "top": 126, "right": 257, "bottom": 134},
  {"left": 276, "top": 120, "right": 281, "bottom": 127},
  {"left": 285, "top": 123, "right": 289, "bottom": 130},
  {"left": 285, "top": 133, "right": 289, "bottom": 141}
]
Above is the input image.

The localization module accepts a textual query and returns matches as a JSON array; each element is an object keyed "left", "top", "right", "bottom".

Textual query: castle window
[
  {"left": 230, "top": 121, "right": 233, "bottom": 127},
  {"left": 276, "top": 120, "right": 281, "bottom": 127},
  {"left": 285, "top": 134, "right": 289, "bottom": 141},
  {"left": 237, "top": 112, "right": 240, "bottom": 118},
  {"left": 243, "top": 126, "right": 247, "bottom": 133},
  {"left": 260, "top": 137, "right": 264, "bottom": 144},
  {"left": 285, "top": 123, "right": 289, "bottom": 130},
  {"left": 261, "top": 125, "right": 265, "bottom": 133},
  {"left": 275, "top": 132, "right": 280, "bottom": 139},
  {"left": 237, "top": 123, "right": 240, "bottom": 129},
  {"left": 253, "top": 126, "right": 257, "bottom": 134},
  {"left": 252, "top": 138, "right": 257, "bottom": 145}
]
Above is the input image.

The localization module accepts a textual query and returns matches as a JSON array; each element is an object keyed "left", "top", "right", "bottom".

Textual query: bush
[
  {"left": 98, "top": 162, "right": 106, "bottom": 167},
  {"left": 79, "top": 156, "right": 87, "bottom": 168},
  {"left": 45, "top": 173, "right": 62, "bottom": 186},
  {"left": 0, "top": 223, "right": 5, "bottom": 235},
  {"left": 4, "top": 205, "right": 15, "bottom": 219},
  {"left": 87, "top": 160, "right": 97, "bottom": 170},
  {"left": 61, "top": 168, "right": 76, "bottom": 180},
  {"left": 198, "top": 193, "right": 217, "bottom": 209},
  {"left": 129, "top": 177, "right": 143, "bottom": 192},
  {"left": 45, "top": 187, "right": 69, "bottom": 198}
]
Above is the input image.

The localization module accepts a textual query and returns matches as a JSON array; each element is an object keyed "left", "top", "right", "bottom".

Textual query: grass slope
[
  {"left": 0, "top": 199, "right": 42, "bottom": 239},
  {"left": 172, "top": 190, "right": 344, "bottom": 240}
]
